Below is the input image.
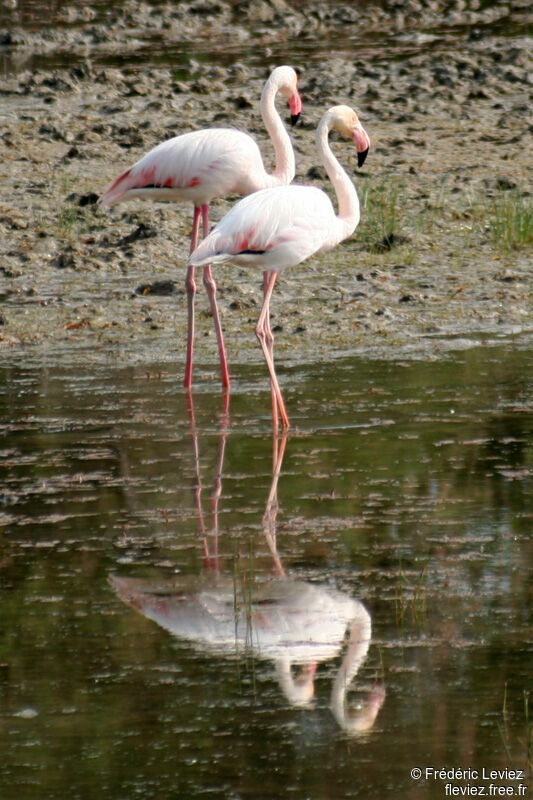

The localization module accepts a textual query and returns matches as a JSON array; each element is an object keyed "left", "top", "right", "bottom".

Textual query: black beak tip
[
  {"left": 357, "top": 148, "right": 369, "bottom": 168},
  {"left": 290, "top": 113, "right": 301, "bottom": 127}
]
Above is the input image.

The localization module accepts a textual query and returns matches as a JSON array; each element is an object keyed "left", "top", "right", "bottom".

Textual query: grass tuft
[
  {"left": 359, "top": 176, "right": 406, "bottom": 251},
  {"left": 395, "top": 559, "right": 427, "bottom": 628},
  {"left": 487, "top": 190, "right": 533, "bottom": 252}
]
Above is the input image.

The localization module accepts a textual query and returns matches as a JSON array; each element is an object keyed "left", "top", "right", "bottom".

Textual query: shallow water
[
  {"left": 1, "top": 344, "right": 531, "bottom": 798},
  {"left": 2, "top": 0, "right": 529, "bottom": 75}
]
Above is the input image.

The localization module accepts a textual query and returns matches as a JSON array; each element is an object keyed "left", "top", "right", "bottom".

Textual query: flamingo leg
[
  {"left": 185, "top": 389, "right": 209, "bottom": 565},
  {"left": 186, "top": 390, "right": 230, "bottom": 571},
  {"left": 263, "top": 271, "right": 279, "bottom": 435},
  {"left": 255, "top": 271, "right": 290, "bottom": 430},
  {"left": 201, "top": 205, "right": 231, "bottom": 390},
  {"left": 207, "top": 393, "right": 229, "bottom": 566},
  {"left": 262, "top": 430, "right": 288, "bottom": 577},
  {"left": 184, "top": 206, "right": 202, "bottom": 389}
]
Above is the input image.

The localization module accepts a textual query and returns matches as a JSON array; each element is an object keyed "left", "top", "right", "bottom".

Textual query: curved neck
[
  {"left": 316, "top": 114, "right": 360, "bottom": 243},
  {"left": 330, "top": 609, "right": 381, "bottom": 734},
  {"left": 260, "top": 78, "right": 295, "bottom": 187}
]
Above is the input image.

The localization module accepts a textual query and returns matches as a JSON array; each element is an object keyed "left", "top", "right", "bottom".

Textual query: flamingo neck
[
  {"left": 260, "top": 77, "right": 295, "bottom": 188},
  {"left": 330, "top": 607, "right": 373, "bottom": 733},
  {"left": 316, "top": 113, "right": 360, "bottom": 243}
]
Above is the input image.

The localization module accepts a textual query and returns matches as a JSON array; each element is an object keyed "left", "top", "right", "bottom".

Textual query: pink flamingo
[
  {"left": 188, "top": 105, "right": 370, "bottom": 431},
  {"left": 98, "top": 66, "right": 302, "bottom": 391}
]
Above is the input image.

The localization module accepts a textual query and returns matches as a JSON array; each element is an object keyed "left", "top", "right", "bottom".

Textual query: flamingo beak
[
  {"left": 353, "top": 122, "right": 370, "bottom": 168},
  {"left": 357, "top": 148, "right": 369, "bottom": 168},
  {"left": 289, "top": 91, "right": 302, "bottom": 126}
]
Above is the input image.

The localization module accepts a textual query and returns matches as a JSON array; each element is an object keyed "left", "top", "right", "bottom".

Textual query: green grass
[
  {"left": 359, "top": 176, "right": 406, "bottom": 250},
  {"left": 498, "top": 684, "right": 532, "bottom": 773},
  {"left": 487, "top": 190, "right": 533, "bottom": 252},
  {"left": 395, "top": 559, "right": 428, "bottom": 628},
  {"left": 39, "top": 199, "right": 106, "bottom": 243},
  {"left": 56, "top": 205, "right": 82, "bottom": 239},
  {"left": 358, "top": 178, "right": 532, "bottom": 265},
  {"left": 498, "top": 681, "right": 513, "bottom": 761},
  {"left": 455, "top": 187, "right": 532, "bottom": 253}
]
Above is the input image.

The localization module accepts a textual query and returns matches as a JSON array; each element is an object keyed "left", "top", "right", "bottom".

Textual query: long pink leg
[
  {"left": 255, "top": 271, "right": 290, "bottom": 430},
  {"left": 184, "top": 206, "right": 202, "bottom": 389},
  {"left": 263, "top": 271, "right": 279, "bottom": 435},
  {"left": 201, "top": 205, "right": 230, "bottom": 390}
]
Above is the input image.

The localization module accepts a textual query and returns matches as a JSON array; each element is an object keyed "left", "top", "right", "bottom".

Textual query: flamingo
[
  {"left": 188, "top": 105, "right": 370, "bottom": 431},
  {"left": 98, "top": 66, "right": 302, "bottom": 390},
  {"left": 110, "top": 570, "right": 381, "bottom": 718},
  {"left": 110, "top": 430, "right": 385, "bottom": 728}
]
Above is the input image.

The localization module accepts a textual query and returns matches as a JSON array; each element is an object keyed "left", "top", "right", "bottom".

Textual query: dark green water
[{"left": 0, "top": 344, "right": 531, "bottom": 798}]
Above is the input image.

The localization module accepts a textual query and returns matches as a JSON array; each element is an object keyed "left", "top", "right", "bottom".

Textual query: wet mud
[{"left": 0, "top": 0, "right": 531, "bottom": 369}]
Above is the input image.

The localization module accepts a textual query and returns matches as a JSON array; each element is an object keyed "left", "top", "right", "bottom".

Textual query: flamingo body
[
  {"left": 189, "top": 183, "right": 345, "bottom": 272},
  {"left": 99, "top": 128, "right": 288, "bottom": 209},
  {"left": 110, "top": 574, "right": 363, "bottom": 663}
]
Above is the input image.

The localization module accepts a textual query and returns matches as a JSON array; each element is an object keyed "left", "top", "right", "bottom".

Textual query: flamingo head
[
  {"left": 270, "top": 65, "right": 302, "bottom": 126},
  {"left": 276, "top": 659, "right": 317, "bottom": 707},
  {"left": 329, "top": 105, "right": 371, "bottom": 168}
]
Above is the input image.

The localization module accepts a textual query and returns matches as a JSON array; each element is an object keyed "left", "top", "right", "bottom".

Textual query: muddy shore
[{"left": 1, "top": 0, "right": 531, "bottom": 371}]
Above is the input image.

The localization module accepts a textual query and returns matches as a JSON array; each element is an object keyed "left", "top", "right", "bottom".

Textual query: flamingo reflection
[
  {"left": 185, "top": 389, "right": 229, "bottom": 570},
  {"left": 110, "top": 398, "right": 384, "bottom": 733}
]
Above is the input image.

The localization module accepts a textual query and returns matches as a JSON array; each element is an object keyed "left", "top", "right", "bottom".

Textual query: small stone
[{"left": 135, "top": 280, "right": 177, "bottom": 296}]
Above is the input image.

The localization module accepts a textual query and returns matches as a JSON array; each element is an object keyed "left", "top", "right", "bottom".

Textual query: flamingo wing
[
  {"left": 99, "top": 128, "right": 265, "bottom": 207},
  {"left": 189, "top": 185, "right": 338, "bottom": 271}
]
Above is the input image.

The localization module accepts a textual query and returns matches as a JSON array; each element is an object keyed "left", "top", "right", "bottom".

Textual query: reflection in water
[
  {"left": 111, "top": 395, "right": 384, "bottom": 734},
  {"left": 1, "top": 349, "right": 531, "bottom": 798}
]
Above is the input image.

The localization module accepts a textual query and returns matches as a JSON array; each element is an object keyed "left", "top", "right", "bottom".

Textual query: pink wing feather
[
  {"left": 99, "top": 128, "right": 267, "bottom": 207},
  {"left": 190, "top": 184, "right": 339, "bottom": 271}
]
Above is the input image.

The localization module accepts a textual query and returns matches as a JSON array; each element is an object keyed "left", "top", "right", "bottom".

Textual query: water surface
[
  {"left": 2, "top": 0, "right": 529, "bottom": 75},
  {"left": 1, "top": 344, "right": 531, "bottom": 798}
]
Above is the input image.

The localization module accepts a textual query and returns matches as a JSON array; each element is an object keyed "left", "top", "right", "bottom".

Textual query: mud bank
[{"left": 0, "top": 0, "right": 531, "bottom": 370}]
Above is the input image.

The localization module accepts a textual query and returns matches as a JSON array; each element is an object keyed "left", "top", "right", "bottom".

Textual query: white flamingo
[
  {"left": 109, "top": 571, "right": 382, "bottom": 721},
  {"left": 188, "top": 105, "right": 370, "bottom": 430},
  {"left": 99, "top": 66, "right": 302, "bottom": 390}
]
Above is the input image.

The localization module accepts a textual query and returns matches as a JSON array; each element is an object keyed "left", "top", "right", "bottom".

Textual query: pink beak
[
  {"left": 289, "top": 91, "right": 303, "bottom": 126},
  {"left": 353, "top": 122, "right": 370, "bottom": 167}
]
